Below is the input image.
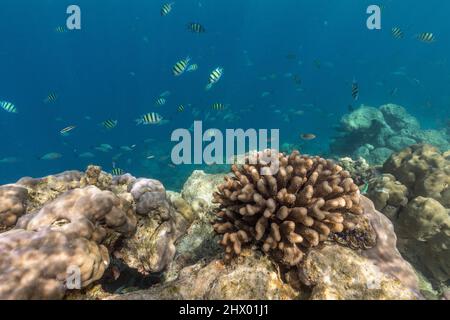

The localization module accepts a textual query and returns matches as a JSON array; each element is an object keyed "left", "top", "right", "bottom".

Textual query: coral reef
[
  {"left": 0, "top": 185, "right": 28, "bottom": 232},
  {"left": 331, "top": 104, "right": 449, "bottom": 164},
  {"left": 109, "top": 249, "right": 300, "bottom": 300},
  {"left": 116, "top": 179, "right": 193, "bottom": 274},
  {"left": 213, "top": 150, "right": 363, "bottom": 266},
  {"left": 366, "top": 144, "right": 450, "bottom": 294},
  {"left": 301, "top": 244, "right": 418, "bottom": 300},
  {"left": 0, "top": 186, "right": 136, "bottom": 299}
]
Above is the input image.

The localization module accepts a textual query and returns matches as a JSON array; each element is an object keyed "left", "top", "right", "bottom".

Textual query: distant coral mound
[
  {"left": 331, "top": 104, "right": 449, "bottom": 164},
  {"left": 212, "top": 150, "right": 364, "bottom": 266}
]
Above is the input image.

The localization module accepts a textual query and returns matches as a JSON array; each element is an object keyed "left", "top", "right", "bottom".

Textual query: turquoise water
[{"left": 0, "top": 0, "right": 449, "bottom": 190}]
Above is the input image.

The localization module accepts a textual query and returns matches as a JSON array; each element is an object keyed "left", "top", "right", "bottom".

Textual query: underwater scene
[{"left": 0, "top": 0, "right": 449, "bottom": 302}]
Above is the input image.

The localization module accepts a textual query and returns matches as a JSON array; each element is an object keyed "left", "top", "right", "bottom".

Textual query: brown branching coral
[{"left": 213, "top": 150, "right": 363, "bottom": 266}]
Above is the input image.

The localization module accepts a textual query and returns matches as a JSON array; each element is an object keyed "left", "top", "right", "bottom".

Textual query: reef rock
[
  {"left": 181, "top": 170, "right": 227, "bottom": 218},
  {"left": 366, "top": 144, "right": 450, "bottom": 292},
  {"left": 0, "top": 186, "right": 136, "bottom": 300},
  {"left": 117, "top": 180, "right": 192, "bottom": 274},
  {"left": 0, "top": 185, "right": 28, "bottom": 232},
  {"left": 302, "top": 244, "right": 418, "bottom": 300},
  {"left": 331, "top": 104, "right": 449, "bottom": 164},
  {"left": 109, "top": 250, "right": 299, "bottom": 300}
]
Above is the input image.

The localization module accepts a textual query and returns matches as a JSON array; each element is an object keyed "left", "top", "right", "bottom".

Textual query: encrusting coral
[
  {"left": 0, "top": 185, "right": 28, "bottom": 232},
  {"left": 212, "top": 150, "right": 364, "bottom": 266}
]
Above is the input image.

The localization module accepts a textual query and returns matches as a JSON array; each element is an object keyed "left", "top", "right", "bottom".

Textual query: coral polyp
[{"left": 213, "top": 150, "right": 364, "bottom": 266}]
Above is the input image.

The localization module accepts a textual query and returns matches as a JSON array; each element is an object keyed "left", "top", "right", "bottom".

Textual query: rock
[
  {"left": 359, "top": 196, "right": 420, "bottom": 295},
  {"left": 16, "top": 170, "right": 84, "bottom": 211},
  {"left": 387, "top": 136, "right": 417, "bottom": 151},
  {"left": 366, "top": 145, "right": 450, "bottom": 292},
  {"left": 108, "top": 250, "right": 299, "bottom": 300},
  {"left": 181, "top": 170, "right": 226, "bottom": 218},
  {"left": 367, "top": 174, "right": 408, "bottom": 220},
  {"left": 118, "top": 184, "right": 192, "bottom": 274},
  {"left": 398, "top": 197, "right": 449, "bottom": 241},
  {"left": 380, "top": 103, "right": 420, "bottom": 131},
  {"left": 341, "top": 106, "right": 385, "bottom": 132},
  {"left": 0, "top": 186, "right": 136, "bottom": 300},
  {"left": 0, "top": 185, "right": 28, "bottom": 232},
  {"left": 302, "top": 244, "right": 419, "bottom": 300}
]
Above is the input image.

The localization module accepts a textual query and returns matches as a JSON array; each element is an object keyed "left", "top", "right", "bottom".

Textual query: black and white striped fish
[
  {"left": 391, "top": 27, "right": 403, "bottom": 39},
  {"left": 102, "top": 119, "right": 118, "bottom": 129},
  {"left": 0, "top": 101, "right": 17, "bottom": 113},
  {"left": 112, "top": 168, "right": 125, "bottom": 176},
  {"left": 44, "top": 93, "right": 58, "bottom": 103},
  {"left": 206, "top": 67, "right": 224, "bottom": 90},
  {"left": 417, "top": 32, "right": 435, "bottom": 43},
  {"left": 136, "top": 112, "right": 163, "bottom": 125},
  {"left": 173, "top": 57, "right": 190, "bottom": 76},
  {"left": 351, "top": 79, "right": 359, "bottom": 101},
  {"left": 211, "top": 103, "right": 226, "bottom": 111},
  {"left": 187, "top": 22, "right": 206, "bottom": 33},
  {"left": 156, "top": 97, "right": 166, "bottom": 106},
  {"left": 161, "top": 2, "right": 174, "bottom": 16}
]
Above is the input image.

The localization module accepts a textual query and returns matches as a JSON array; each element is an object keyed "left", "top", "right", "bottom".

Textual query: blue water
[{"left": 1, "top": 0, "right": 449, "bottom": 190}]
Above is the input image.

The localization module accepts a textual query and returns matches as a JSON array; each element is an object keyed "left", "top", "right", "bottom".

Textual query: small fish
[
  {"left": 112, "top": 168, "right": 125, "bottom": 176},
  {"left": 178, "top": 105, "right": 185, "bottom": 112},
  {"left": 0, "top": 157, "right": 19, "bottom": 164},
  {"left": 44, "top": 93, "right": 58, "bottom": 103},
  {"left": 78, "top": 152, "right": 95, "bottom": 158},
  {"left": 136, "top": 112, "right": 163, "bottom": 125},
  {"left": 155, "top": 97, "right": 166, "bottom": 106},
  {"left": 211, "top": 103, "right": 226, "bottom": 111},
  {"left": 173, "top": 57, "right": 190, "bottom": 76},
  {"left": 417, "top": 32, "right": 435, "bottom": 43},
  {"left": 187, "top": 22, "right": 206, "bottom": 33},
  {"left": 351, "top": 79, "right": 359, "bottom": 100},
  {"left": 160, "top": 2, "right": 174, "bottom": 16},
  {"left": 206, "top": 67, "right": 224, "bottom": 90},
  {"left": 286, "top": 53, "right": 297, "bottom": 60},
  {"left": 55, "top": 26, "right": 66, "bottom": 33},
  {"left": 391, "top": 27, "right": 403, "bottom": 39},
  {"left": 293, "top": 74, "right": 302, "bottom": 85},
  {"left": 187, "top": 64, "right": 198, "bottom": 72},
  {"left": 389, "top": 88, "right": 399, "bottom": 96},
  {"left": 0, "top": 101, "right": 17, "bottom": 113},
  {"left": 359, "top": 182, "right": 369, "bottom": 194},
  {"left": 102, "top": 119, "right": 118, "bottom": 129},
  {"left": 60, "top": 126, "right": 76, "bottom": 135},
  {"left": 40, "top": 152, "right": 62, "bottom": 160},
  {"left": 146, "top": 155, "right": 155, "bottom": 160},
  {"left": 300, "top": 133, "right": 316, "bottom": 141},
  {"left": 160, "top": 90, "right": 171, "bottom": 97}
]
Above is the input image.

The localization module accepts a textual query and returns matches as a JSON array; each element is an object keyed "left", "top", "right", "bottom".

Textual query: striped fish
[
  {"left": 55, "top": 26, "right": 66, "bottom": 33},
  {"left": 178, "top": 105, "right": 185, "bottom": 112},
  {"left": 391, "top": 27, "right": 403, "bottom": 39},
  {"left": 102, "top": 119, "right": 118, "bottom": 129},
  {"left": 417, "top": 32, "right": 435, "bottom": 43},
  {"left": 156, "top": 97, "right": 166, "bottom": 106},
  {"left": 187, "top": 64, "right": 198, "bottom": 72},
  {"left": 137, "top": 112, "right": 163, "bottom": 125},
  {"left": 351, "top": 79, "right": 359, "bottom": 101},
  {"left": 44, "top": 93, "right": 58, "bottom": 103},
  {"left": 0, "top": 101, "right": 17, "bottom": 113},
  {"left": 187, "top": 22, "right": 206, "bottom": 33},
  {"left": 112, "top": 168, "right": 125, "bottom": 176},
  {"left": 60, "top": 126, "right": 76, "bottom": 135},
  {"left": 211, "top": 103, "right": 226, "bottom": 111},
  {"left": 173, "top": 57, "right": 190, "bottom": 76},
  {"left": 206, "top": 67, "right": 223, "bottom": 90},
  {"left": 161, "top": 3, "right": 174, "bottom": 16}
]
